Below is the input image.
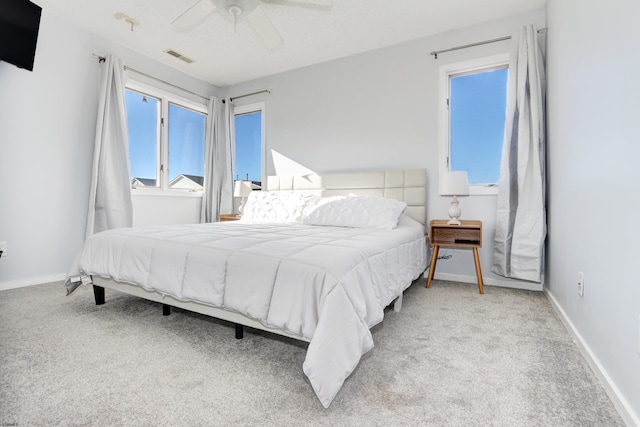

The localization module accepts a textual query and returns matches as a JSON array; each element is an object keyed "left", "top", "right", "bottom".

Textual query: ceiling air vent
[{"left": 164, "top": 49, "right": 194, "bottom": 64}]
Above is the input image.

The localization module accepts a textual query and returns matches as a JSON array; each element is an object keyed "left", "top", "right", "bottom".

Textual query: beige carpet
[{"left": 0, "top": 279, "right": 624, "bottom": 426}]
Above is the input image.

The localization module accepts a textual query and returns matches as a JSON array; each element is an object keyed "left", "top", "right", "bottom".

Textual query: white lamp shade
[
  {"left": 441, "top": 171, "right": 469, "bottom": 196},
  {"left": 234, "top": 180, "right": 253, "bottom": 197}
]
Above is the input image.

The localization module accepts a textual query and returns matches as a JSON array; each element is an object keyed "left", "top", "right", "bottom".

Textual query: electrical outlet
[
  {"left": 577, "top": 272, "right": 584, "bottom": 297},
  {"left": 0, "top": 241, "right": 6, "bottom": 258}
]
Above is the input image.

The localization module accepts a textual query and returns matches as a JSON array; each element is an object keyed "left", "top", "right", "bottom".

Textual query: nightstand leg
[
  {"left": 472, "top": 247, "right": 484, "bottom": 294},
  {"left": 426, "top": 245, "right": 440, "bottom": 288}
]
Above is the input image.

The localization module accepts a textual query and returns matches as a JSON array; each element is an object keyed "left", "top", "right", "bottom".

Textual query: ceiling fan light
[
  {"left": 214, "top": 0, "right": 259, "bottom": 17},
  {"left": 228, "top": 5, "right": 243, "bottom": 16}
]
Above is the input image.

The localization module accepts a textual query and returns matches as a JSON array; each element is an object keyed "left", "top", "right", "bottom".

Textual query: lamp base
[{"left": 447, "top": 195, "right": 462, "bottom": 226}]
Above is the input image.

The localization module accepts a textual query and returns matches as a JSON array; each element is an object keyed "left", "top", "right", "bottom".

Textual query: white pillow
[
  {"left": 240, "top": 191, "right": 318, "bottom": 224},
  {"left": 302, "top": 196, "right": 407, "bottom": 229}
]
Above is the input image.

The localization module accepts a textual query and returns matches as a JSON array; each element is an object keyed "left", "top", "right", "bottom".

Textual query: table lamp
[
  {"left": 441, "top": 171, "right": 469, "bottom": 225},
  {"left": 234, "top": 180, "right": 253, "bottom": 216}
]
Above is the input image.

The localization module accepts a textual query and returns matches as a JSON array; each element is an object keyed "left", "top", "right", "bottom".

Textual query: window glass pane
[
  {"left": 450, "top": 67, "right": 507, "bottom": 184},
  {"left": 126, "top": 89, "right": 159, "bottom": 187},
  {"left": 234, "top": 111, "right": 262, "bottom": 188},
  {"left": 168, "top": 103, "right": 205, "bottom": 190}
]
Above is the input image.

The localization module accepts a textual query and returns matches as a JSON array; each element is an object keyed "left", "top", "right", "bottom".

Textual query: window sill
[
  {"left": 469, "top": 185, "right": 498, "bottom": 196},
  {"left": 131, "top": 188, "right": 203, "bottom": 198}
]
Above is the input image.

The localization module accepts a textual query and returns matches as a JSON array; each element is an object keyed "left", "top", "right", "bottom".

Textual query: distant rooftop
[
  {"left": 131, "top": 177, "right": 157, "bottom": 187},
  {"left": 178, "top": 174, "right": 204, "bottom": 186}
]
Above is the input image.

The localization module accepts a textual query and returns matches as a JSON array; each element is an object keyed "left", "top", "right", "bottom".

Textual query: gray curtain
[
  {"left": 492, "top": 25, "right": 546, "bottom": 282},
  {"left": 200, "top": 96, "right": 234, "bottom": 222},
  {"left": 85, "top": 54, "right": 133, "bottom": 237}
]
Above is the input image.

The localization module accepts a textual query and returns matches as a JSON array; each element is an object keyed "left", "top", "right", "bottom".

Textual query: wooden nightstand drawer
[
  {"left": 220, "top": 214, "right": 240, "bottom": 222},
  {"left": 432, "top": 227, "right": 480, "bottom": 244},
  {"left": 429, "top": 219, "right": 482, "bottom": 248}
]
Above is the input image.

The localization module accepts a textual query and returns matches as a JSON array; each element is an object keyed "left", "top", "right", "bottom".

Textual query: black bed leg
[
  {"left": 235, "top": 323, "right": 244, "bottom": 340},
  {"left": 162, "top": 304, "right": 171, "bottom": 316},
  {"left": 93, "top": 285, "right": 105, "bottom": 305}
]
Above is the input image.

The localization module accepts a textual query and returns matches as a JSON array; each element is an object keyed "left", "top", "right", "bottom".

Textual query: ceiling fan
[{"left": 172, "top": 0, "right": 333, "bottom": 50}]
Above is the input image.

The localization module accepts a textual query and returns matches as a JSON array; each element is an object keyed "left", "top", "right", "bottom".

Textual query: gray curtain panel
[
  {"left": 85, "top": 54, "right": 133, "bottom": 237},
  {"left": 200, "top": 96, "right": 234, "bottom": 223},
  {"left": 493, "top": 25, "right": 547, "bottom": 283}
]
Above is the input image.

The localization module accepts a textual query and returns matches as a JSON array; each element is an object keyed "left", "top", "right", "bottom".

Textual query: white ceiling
[{"left": 33, "top": 0, "right": 546, "bottom": 87}]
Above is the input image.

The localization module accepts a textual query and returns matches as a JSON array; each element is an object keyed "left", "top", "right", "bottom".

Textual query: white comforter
[{"left": 66, "top": 216, "right": 427, "bottom": 407}]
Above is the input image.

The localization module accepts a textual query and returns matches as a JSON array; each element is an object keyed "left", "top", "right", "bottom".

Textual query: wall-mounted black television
[{"left": 0, "top": 0, "right": 42, "bottom": 71}]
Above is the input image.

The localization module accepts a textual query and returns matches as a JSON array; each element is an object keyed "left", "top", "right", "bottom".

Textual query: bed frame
[{"left": 92, "top": 168, "right": 427, "bottom": 340}]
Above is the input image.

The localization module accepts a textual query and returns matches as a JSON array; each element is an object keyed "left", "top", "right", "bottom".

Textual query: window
[
  {"left": 233, "top": 102, "right": 264, "bottom": 189},
  {"left": 439, "top": 54, "right": 509, "bottom": 195},
  {"left": 125, "top": 81, "right": 206, "bottom": 192}
]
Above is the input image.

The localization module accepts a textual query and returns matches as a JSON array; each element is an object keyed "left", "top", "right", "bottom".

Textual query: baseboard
[
  {"left": 426, "top": 271, "right": 543, "bottom": 291},
  {"left": 0, "top": 273, "right": 65, "bottom": 292},
  {"left": 545, "top": 290, "right": 640, "bottom": 427}
]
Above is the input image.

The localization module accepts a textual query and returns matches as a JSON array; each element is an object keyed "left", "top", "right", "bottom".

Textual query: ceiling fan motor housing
[{"left": 214, "top": 0, "right": 260, "bottom": 16}]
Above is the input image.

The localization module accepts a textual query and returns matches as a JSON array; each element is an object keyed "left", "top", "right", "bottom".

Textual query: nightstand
[
  {"left": 426, "top": 219, "right": 484, "bottom": 294},
  {"left": 219, "top": 214, "right": 240, "bottom": 222}
]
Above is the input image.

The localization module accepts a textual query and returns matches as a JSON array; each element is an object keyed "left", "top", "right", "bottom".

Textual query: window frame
[
  {"left": 438, "top": 53, "right": 509, "bottom": 196},
  {"left": 125, "top": 79, "right": 208, "bottom": 196},
  {"left": 233, "top": 101, "right": 266, "bottom": 187}
]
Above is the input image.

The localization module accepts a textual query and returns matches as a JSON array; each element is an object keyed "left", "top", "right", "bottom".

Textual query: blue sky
[
  {"left": 234, "top": 112, "right": 262, "bottom": 183},
  {"left": 126, "top": 90, "right": 157, "bottom": 181},
  {"left": 167, "top": 103, "right": 205, "bottom": 181},
  {"left": 450, "top": 68, "right": 507, "bottom": 184},
  {"left": 126, "top": 90, "right": 262, "bottom": 186},
  {"left": 126, "top": 90, "right": 205, "bottom": 183}
]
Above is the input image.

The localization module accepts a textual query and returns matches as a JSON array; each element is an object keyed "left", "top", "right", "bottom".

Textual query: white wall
[
  {"left": 546, "top": 0, "right": 640, "bottom": 423},
  {"left": 132, "top": 193, "right": 202, "bottom": 227},
  {"left": 228, "top": 9, "right": 545, "bottom": 291},
  {"left": 0, "top": 9, "right": 218, "bottom": 289}
]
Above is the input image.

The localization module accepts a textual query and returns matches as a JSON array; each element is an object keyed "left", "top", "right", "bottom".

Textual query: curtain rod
[
  {"left": 225, "top": 89, "right": 271, "bottom": 103},
  {"left": 94, "top": 54, "right": 270, "bottom": 105},
  {"left": 429, "top": 28, "right": 546, "bottom": 59},
  {"left": 93, "top": 54, "right": 209, "bottom": 101}
]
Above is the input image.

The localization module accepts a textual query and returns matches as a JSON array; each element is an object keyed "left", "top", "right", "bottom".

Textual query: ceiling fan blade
[
  {"left": 262, "top": 0, "right": 332, "bottom": 6},
  {"left": 172, "top": 0, "right": 217, "bottom": 31},
  {"left": 247, "top": 5, "right": 283, "bottom": 50},
  {"left": 285, "top": 0, "right": 332, "bottom": 5}
]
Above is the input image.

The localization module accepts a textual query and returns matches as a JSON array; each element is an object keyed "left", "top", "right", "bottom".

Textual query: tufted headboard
[{"left": 266, "top": 169, "right": 427, "bottom": 225}]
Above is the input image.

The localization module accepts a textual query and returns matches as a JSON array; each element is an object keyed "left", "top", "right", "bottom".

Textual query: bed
[{"left": 65, "top": 168, "right": 427, "bottom": 408}]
